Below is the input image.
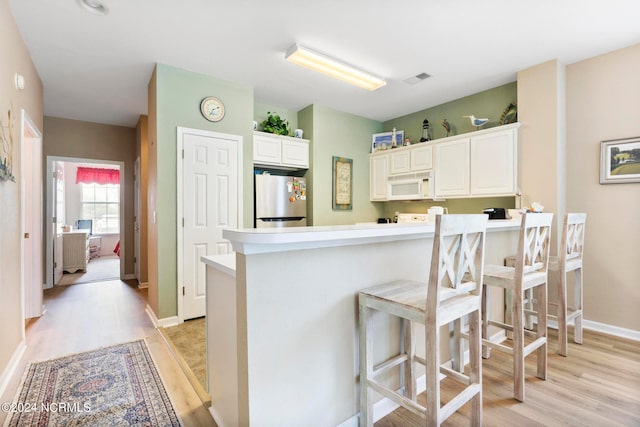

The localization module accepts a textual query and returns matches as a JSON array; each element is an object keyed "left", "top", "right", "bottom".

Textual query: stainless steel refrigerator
[{"left": 254, "top": 173, "right": 307, "bottom": 228}]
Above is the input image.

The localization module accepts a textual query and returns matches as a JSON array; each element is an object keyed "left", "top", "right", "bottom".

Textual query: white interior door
[
  {"left": 179, "top": 128, "right": 239, "bottom": 320},
  {"left": 21, "top": 111, "right": 43, "bottom": 319},
  {"left": 53, "top": 161, "right": 64, "bottom": 284}
]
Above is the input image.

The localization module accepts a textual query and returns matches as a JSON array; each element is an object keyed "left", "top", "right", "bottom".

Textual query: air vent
[{"left": 403, "top": 73, "right": 431, "bottom": 85}]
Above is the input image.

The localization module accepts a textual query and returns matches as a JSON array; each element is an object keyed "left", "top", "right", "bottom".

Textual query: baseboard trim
[
  {"left": 0, "top": 340, "right": 26, "bottom": 399},
  {"left": 137, "top": 281, "right": 149, "bottom": 289},
  {"left": 337, "top": 330, "right": 505, "bottom": 427},
  {"left": 583, "top": 319, "right": 640, "bottom": 341},
  {"left": 145, "top": 305, "right": 180, "bottom": 328},
  {"left": 124, "top": 273, "right": 136, "bottom": 280}
]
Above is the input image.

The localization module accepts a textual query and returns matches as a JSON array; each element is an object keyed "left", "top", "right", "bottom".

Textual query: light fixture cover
[{"left": 285, "top": 43, "right": 386, "bottom": 91}]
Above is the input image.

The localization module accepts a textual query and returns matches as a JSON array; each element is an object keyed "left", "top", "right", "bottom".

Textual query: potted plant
[{"left": 260, "top": 112, "right": 291, "bottom": 136}]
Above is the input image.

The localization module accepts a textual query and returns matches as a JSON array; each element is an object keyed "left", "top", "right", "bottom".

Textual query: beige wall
[
  {"left": 136, "top": 116, "right": 149, "bottom": 285},
  {"left": 0, "top": 0, "right": 43, "bottom": 386},
  {"left": 566, "top": 44, "right": 640, "bottom": 331},
  {"left": 517, "top": 60, "right": 565, "bottom": 251},
  {"left": 43, "top": 117, "right": 137, "bottom": 277}
]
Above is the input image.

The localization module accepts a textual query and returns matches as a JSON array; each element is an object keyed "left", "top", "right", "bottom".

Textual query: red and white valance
[{"left": 76, "top": 167, "right": 120, "bottom": 185}]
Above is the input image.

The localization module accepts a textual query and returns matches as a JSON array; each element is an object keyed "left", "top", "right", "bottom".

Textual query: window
[{"left": 81, "top": 183, "right": 120, "bottom": 234}]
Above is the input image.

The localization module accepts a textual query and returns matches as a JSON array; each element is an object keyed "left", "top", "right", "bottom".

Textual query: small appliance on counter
[
  {"left": 396, "top": 213, "right": 429, "bottom": 224},
  {"left": 483, "top": 207, "right": 507, "bottom": 220},
  {"left": 254, "top": 171, "right": 307, "bottom": 228}
]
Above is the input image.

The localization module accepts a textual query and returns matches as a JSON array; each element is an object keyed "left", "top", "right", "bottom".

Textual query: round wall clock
[{"left": 200, "top": 96, "right": 225, "bottom": 122}]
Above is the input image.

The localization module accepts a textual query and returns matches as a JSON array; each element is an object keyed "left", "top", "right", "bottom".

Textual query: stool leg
[
  {"left": 452, "top": 317, "right": 464, "bottom": 373},
  {"left": 403, "top": 319, "right": 416, "bottom": 401},
  {"left": 469, "top": 309, "right": 482, "bottom": 427},
  {"left": 557, "top": 267, "right": 569, "bottom": 356},
  {"left": 481, "top": 285, "right": 491, "bottom": 359},
  {"left": 359, "top": 300, "right": 373, "bottom": 427},
  {"left": 536, "top": 283, "right": 548, "bottom": 380},
  {"left": 574, "top": 268, "right": 584, "bottom": 345},
  {"left": 513, "top": 288, "right": 525, "bottom": 402},
  {"left": 425, "top": 318, "right": 440, "bottom": 426}
]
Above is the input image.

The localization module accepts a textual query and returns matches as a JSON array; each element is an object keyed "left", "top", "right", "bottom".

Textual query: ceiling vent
[{"left": 403, "top": 73, "right": 431, "bottom": 85}]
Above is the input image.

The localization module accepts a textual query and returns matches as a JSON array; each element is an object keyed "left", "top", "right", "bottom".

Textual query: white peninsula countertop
[{"left": 202, "top": 218, "right": 521, "bottom": 427}]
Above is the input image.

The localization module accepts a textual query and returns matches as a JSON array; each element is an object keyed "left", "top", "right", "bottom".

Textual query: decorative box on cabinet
[
  {"left": 62, "top": 231, "right": 89, "bottom": 273},
  {"left": 253, "top": 131, "right": 309, "bottom": 169}
]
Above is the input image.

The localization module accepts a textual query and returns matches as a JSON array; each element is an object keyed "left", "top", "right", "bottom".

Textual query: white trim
[
  {"left": 145, "top": 304, "right": 180, "bottom": 328},
  {"left": 209, "top": 406, "right": 227, "bottom": 427},
  {"left": 176, "top": 127, "right": 243, "bottom": 323},
  {"left": 21, "top": 110, "right": 44, "bottom": 319},
  {"left": 583, "top": 320, "right": 640, "bottom": 342},
  {"left": 138, "top": 282, "right": 149, "bottom": 289},
  {"left": 0, "top": 341, "right": 26, "bottom": 399}
]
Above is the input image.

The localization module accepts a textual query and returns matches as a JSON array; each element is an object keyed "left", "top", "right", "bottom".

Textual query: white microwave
[{"left": 387, "top": 171, "right": 434, "bottom": 200}]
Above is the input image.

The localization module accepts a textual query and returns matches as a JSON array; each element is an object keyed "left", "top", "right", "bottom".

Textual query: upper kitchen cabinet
[
  {"left": 434, "top": 123, "right": 520, "bottom": 198},
  {"left": 470, "top": 126, "right": 517, "bottom": 195},
  {"left": 370, "top": 152, "right": 389, "bottom": 200},
  {"left": 253, "top": 131, "right": 309, "bottom": 169},
  {"left": 388, "top": 144, "right": 433, "bottom": 175},
  {"left": 434, "top": 138, "right": 471, "bottom": 197}
]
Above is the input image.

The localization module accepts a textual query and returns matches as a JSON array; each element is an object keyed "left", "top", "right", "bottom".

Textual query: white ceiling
[{"left": 9, "top": 0, "right": 640, "bottom": 128}]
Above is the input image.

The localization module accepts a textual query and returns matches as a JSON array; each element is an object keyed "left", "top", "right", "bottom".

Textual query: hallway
[{"left": 0, "top": 280, "right": 215, "bottom": 426}]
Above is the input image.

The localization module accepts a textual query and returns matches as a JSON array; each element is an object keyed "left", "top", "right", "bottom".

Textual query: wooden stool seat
[
  {"left": 359, "top": 214, "right": 488, "bottom": 426},
  {"left": 481, "top": 212, "right": 553, "bottom": 402},
  {"left": 548, "top": 213, "right": 586, "bottom": 357}
]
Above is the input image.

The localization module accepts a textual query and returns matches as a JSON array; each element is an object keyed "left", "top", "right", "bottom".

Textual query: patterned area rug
[{"left": 3, "top": 340, "right": 182, "bottom": 427}]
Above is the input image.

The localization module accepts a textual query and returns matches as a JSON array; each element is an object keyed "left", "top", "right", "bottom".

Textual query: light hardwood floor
[
  {"left": 0, "top": 280, "right": 216, "bottom": 427},
  {"left": 376, "top": 328, "right": 640, "bottom": 426}
]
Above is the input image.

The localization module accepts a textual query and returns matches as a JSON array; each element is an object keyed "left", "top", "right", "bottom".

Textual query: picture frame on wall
[
  {"left": 332, "top": 156, "right": 352, "bottom": 210},
  {"left": 600, "top": 137, "right": 640, "bottom": 184},
  {"left": 372, "top": 130, "right": 404, "bottom": 153}
]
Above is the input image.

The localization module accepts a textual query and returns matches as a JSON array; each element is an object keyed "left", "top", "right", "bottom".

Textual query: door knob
[{"left": 24, "top": 232, "right": 30, "bottom": 238}]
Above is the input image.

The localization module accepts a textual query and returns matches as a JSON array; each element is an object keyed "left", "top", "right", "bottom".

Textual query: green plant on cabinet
[{"left": 260, "top": 112, "right": 291, "bottom": 136}]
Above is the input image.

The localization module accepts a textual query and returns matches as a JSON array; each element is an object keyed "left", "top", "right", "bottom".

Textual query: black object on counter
[
  {"left": 483, "top": 208, "right": 507, "bottom": 220},
  {"left": 377, "top": 218, "right": 391, "bottom": 224}
]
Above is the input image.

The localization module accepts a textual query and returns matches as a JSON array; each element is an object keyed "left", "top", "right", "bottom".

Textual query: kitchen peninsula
[{"left": 202, "top": 220, "right": 521, "bottom": 426}]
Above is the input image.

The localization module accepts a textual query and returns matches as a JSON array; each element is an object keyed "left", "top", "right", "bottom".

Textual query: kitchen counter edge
[{"left": 214, "top": 219, "right": 520, "bottom": 255}]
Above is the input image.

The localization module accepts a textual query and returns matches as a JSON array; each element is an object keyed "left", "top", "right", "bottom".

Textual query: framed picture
[
  {"left": 600, "top": 137, "right": 640, "bottom": 184},
  {"left": 372, "top": 130, "right": 404, "bottom": 153},
  {"left": 332, "top": 156, "right": 352, "bottom": 210}
]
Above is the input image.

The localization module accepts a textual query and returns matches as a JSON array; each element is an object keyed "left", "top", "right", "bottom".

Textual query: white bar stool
[
  {"left": 481, "top": 213, "right": 553, "bottom": 402},
  {"left": 359, "top": 214, "right": 487, "bottom": 426},
  {"left": 548, "top": 213, "right": 586, "bottom": 356}
]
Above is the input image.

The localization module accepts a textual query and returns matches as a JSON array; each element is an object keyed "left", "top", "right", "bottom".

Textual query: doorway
[{"left": 45, "top": 157, "right": 125, "bottom": 288}]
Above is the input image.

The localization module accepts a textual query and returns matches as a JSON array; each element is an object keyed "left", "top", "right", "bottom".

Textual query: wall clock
[{"left": 200, "top": 96, "right": 225, "bottom": 122}]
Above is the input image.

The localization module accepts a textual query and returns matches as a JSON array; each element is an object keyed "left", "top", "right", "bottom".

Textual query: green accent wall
[
  {"left": 154, "top": 64, "right": 253, "bottom": 319},
  {"left": 384, "top": 82, "right": 517, "bottom": 142},
  {"left": 381, "top": 82, "right": 518, "bottom": 218},
  {"left": 299, "top": 105, "right": 384, "bottom": 225}
]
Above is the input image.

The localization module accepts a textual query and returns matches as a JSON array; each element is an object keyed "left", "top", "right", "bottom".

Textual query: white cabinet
[
  {"left": 389, "top": 150, "right": 410, "bottom": 175},
  {"left": 434, "top": 138, "right": 470, "bottom": 197},
  {"left": 470, "top": 128, "right": 516, "bottom": 196},
  {"left": 253, "top": 132, "right": 309, "bottom": 169},
  {"left": 281, "top": 139, "right": 309, "bottom": 168},
  {"left": 370, "top": 153, "right": 388, "bottom": 201},
  {"left": 388, "top": 144, "right": 432, "bottom": 175},
  {"left": 62, "top": 231, "right": 89, "bottom": 273},
  {"left": 434, "top": 123, "right": 519, "bottom": 199},
  {"left": 410, "top": 145, "right": 433, "bottom": 171}
]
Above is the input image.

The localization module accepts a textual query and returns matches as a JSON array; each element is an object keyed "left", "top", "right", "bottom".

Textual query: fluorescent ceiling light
[{"left": 285, "top": 43, "right": 386, "bottom": 91}]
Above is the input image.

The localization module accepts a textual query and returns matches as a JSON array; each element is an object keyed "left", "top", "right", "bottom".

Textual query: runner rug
[{"left": 3, "top": 340, "right": 182, "bottom": 426}]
